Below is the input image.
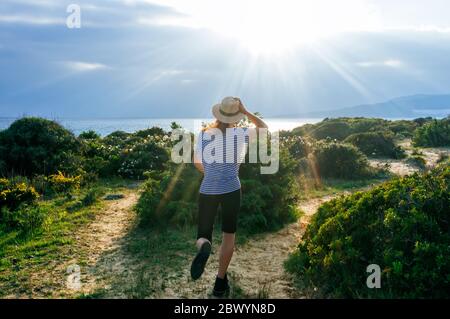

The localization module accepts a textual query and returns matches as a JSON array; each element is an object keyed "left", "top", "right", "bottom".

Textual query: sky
[{"left": 1, "top": 0, "right": 450, "bottom": 118}]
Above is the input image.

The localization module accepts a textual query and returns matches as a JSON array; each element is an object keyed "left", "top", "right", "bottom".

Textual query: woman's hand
[
  {"left": 235, "top": 98, "right": 268, "bottom": 129},
  {"left": 235, "top": 97, "right": 248, "bottom": 115}
]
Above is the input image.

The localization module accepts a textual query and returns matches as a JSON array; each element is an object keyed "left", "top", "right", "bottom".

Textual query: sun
[
  {"left": 147, "top": 0, "right": 380, "bottom": 56},
  {"left": 211, "top": 0, "right": 380, "bottom": 56},
  {"left": 228, "top": 1, "right": 319, "bottom": 55}
]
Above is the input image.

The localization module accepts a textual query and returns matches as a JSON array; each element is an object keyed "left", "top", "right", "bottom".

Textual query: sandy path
[
  {"left": 60, "top": 192, "right": 139, "bottom": 297},
  {"left": 369, "top": 140, "right": 449, "bottom": 177},
  {"left": 25, "top": 191, "right": 140, "bottom": 298},
  {"left": 158, "top": 195, "right": 341, "bottom": 299}
]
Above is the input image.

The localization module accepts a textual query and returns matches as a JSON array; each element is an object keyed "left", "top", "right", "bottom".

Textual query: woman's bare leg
[{"left": 218, "top": 232, "right": 235, "bottom": 279}]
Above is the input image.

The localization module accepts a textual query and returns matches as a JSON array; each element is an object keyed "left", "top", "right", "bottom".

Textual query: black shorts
[{"left": 197, "top": 189, "right": 241, "bottom": 243}]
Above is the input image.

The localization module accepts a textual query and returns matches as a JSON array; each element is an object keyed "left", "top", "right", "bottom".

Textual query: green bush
[
  {"left": 286, "top": 165, "right": 450, "bottom": 298},
  {"left": 289, "top": 118, "right": 419, "bottom": 141},
  {"left": 239, "top": 146, "right": 301, "bottom": 233},
  {"left": 47, "top": 171, "right": 81, "bottom": 195},
  {"left": 0, "top": 117, "right": 82, "bottom": 177},
  {"left": 80, "top": 129, "right": 171, "bottom": 179},
  {"left": 309, "top": 121, "right": 352, "bottom": 141},
  {"left": 406, "top": 155, "right": 427, "bottom": 170},
  {"left": 81, "top": 138, "right": 121, "bottom": 177},
  {"left": 79, "top": 130, "right": 101, "bottom": 140},
  {"left": 117, "top": 139, "right": 169, "bottom": 179},
  {"left": 135, "top": 143, "right": 301, "bottom": 234},
  {"left": 385, "top": 120, "right": 417, "bottom": 138},
  {"left": 413, "top": 118, "right": 450, "bottom": 147},
  {"left": 1, "top": 204, "right": 47, "bottom": 233},
  {"left": 308, "top": 141, "right": 375, "bottom": 179},
  {"left": 0, "top": 178, "right": 39, "bottom": 213},
  {"left": 135, "top": 165, "right": 201, "bottom": 228},
  {"left": 344, "top": 131, "right": 405, "bottom": 159},
  {"left": 286, "top": 136, "right": 313, "bottom": 160}
]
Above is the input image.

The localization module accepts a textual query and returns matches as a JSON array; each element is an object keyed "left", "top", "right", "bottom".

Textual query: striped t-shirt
[{"left": 196, "top": 127, "right": 249, "bottom": 195}]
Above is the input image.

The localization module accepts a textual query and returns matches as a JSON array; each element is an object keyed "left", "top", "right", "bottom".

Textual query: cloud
[
  {"left": 0, "top": 14, "right": 64, "bottom": 25},
  {"left": 356, "top": 59, "right": 404, "bottom": 68},
  {"left": 137, "top": 15, "right": 199, "bottom": 28},
  {"left": 63, "top": 61, "right": 110, "bottom": 72}
]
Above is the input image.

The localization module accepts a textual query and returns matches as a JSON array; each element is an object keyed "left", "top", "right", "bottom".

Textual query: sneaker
[
  {"left": 190, "top": 241, "right": 212, "bottom": 280},
  {"left": 212, "top": 274, "right": 230, "bottom": 298}
]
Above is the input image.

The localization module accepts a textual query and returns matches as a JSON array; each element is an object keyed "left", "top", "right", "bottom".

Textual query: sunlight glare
[{"left": 145, "top": 0, "right": 380, "bottom": 56}]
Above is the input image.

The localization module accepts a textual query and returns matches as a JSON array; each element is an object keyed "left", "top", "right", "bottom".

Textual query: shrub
[
  {"left": 81, "top": 129, "right": 172, "bottom": 179},
  {"left": 136, "top": 145, "right": 301, "bottom": 234},
  {"left": 2, "top": 204, "right": 47, "bottom": 233},
  {"left": 135, "top": 165, "right": 201, "bottom": 228},
  {"left": 239, "top": 147, "right": 301, "bottom": 233},
  {"left": 79, "top": 130, "right": 101, "bottom": 140},
  {"left": 81, "top": 188, "right": 102, "bottom": 206},
  {"left": 47, "top": 171, "right": 81, "bottom": 195},
  {"left": 286, "top": 165, "right": 450, "bottom": 298},
  {"left": 0, "top": 178, "right": 39, "bottom": 213},
  {"left": 344, "top": 131, "right": 405, "bottom": 159},
  {"left": 286, "top": 136, "right": 313, "bottom": 160},
  {"left": 134, "top": 127, "right": 166, "bottom": 138},
  {"left": 309, "top": 121, "right": 352, "bottom": 141},
  {"left": 289, "top": 118, "right": 419, "bottom": 141},
  {"left": 0, "top": 117, "right": 82, "bottom": 177},
  {"left": 385, "top": 120, "right": 418, "bottom": 138},
  {"left": 413, "top": 119, "right": 450, "bottom": 147},
  {"left": 118, "top": 139, "right": 169, "bottom": 179},
  {"left": 81, "top": 138, "right": 119, "bottom": 177},
  {"left": 309, "top": 141, "right": 375, "bottom": 179},
  {"left": 406, "top": 155, "right": 427, "bottom": 170}
]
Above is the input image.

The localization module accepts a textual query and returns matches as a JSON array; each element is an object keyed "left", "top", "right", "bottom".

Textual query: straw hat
[{"left": 212, "top": 97, "right": 245, "bottom": 124}]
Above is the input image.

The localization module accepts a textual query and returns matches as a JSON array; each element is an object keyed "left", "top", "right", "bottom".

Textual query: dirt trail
[
  {"left": 369, "top": 140, "right": 449, "bottom": 177},
  {"left": 62, "top": 192, "right": 358, "bottom": 299},
  {"left": 60, "top": 192, "right": 139, "bottom": 297},
  {"left": 159, "top": 194, "right": 342, "bottom": 299},
  {"left": 26, "top": 191, "right": 140, "bottom": 298}
]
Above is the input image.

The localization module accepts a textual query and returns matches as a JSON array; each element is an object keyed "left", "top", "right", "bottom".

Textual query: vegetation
[
  {"left": 0, "top": 115, "right": 448, "bottom": 298},
  {"left": 136, "top": 145, "right": 301, "bottom": 235},
  {"left": 308, "top": 141, "right": 376, "bottom": 179},
  {"left": 286, "top": 164, "right": 450, "bottom": 298},
  {"left": 287, "top": 117, "right": 418, "bottom": 141},
  {"left": 0, "top": 178, "right": 39, "bottom": 213},
  {"left": 413, "top": 118, "right": 450, "bottom": 147},
  {"left": 405, "top": 155, "right": 427, "bottom": 170},
  {"left": 284, "top": 136, "right": 378, "bottom": 180},
  {"left": 344, "top": 131, "right": 405, "bottom": 159},
  {"left": 0, "top": 118, "right": 82, "bottom": 177}
]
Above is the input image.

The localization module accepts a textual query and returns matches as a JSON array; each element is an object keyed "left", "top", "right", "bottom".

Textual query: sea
[{"left": 0, "top": 118, "right": 323, "bottom": 136}]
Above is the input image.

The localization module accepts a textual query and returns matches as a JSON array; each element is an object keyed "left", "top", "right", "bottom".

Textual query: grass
[{"left": 0, "top": 178, "right": 136, "bottom": 298}]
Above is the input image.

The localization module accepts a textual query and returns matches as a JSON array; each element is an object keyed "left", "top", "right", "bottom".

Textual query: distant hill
[{"left": 291, "top": 94, "right": 450, "bottom": 118}]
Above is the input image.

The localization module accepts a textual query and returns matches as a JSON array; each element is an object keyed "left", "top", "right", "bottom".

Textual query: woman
[{"left": 191, "top": 97, "right": 268, "bottom": 297}]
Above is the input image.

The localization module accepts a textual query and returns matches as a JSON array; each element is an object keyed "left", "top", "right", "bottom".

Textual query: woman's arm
[
  {"left": 236, "top": 98, "right": 268, "bottom": 129},
  {"left": 194, "top": 155, "right": 204, "bottom": 173}
]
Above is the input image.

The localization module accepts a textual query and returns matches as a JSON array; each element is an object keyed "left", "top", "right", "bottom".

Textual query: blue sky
[{"left": 1, "top": 0, "right": 450, "bottom": 118}]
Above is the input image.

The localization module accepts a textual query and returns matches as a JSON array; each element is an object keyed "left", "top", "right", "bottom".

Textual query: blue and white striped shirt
[{"left": 196, "top": 128, "right": 249, "bottom": 195}]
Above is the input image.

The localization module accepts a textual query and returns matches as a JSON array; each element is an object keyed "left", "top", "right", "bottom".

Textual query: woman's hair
[{"left": 202, "top": 120, "right": 233, "bottom": 133}]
